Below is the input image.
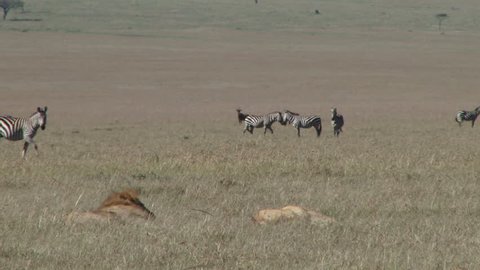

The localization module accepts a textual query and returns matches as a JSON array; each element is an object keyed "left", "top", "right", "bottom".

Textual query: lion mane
[{"left": 66, "top": 189, "right": 155, "bottom": 224}]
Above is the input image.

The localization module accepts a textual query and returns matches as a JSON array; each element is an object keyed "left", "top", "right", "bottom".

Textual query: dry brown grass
[{"left": 1, "top": 1, "right": 480, "bottom": 268}]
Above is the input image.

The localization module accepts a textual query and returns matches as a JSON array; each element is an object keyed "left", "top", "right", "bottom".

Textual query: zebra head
[
  {"left": 34, "top": 106, "right": 48, "bottom": 130},
  {"left": 236, "top": 108, "right": 248, "bottom": 124},
  {"left": 281, "top": 110, "right": 296, "bottom": 124},
  {"left": 272, "top": 112, "right": 283, "bottom": 123},
  {"left": 331, "top": 107, "right": 337, "bottom": 117}
]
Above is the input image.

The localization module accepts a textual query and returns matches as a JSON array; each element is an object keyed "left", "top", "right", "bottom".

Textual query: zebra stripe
[
  {"left": 455, "top": 106, "right": 480, "bottom": 127},
  {"left": 0, "top": 107, "right": 48, "bottom": 158},
  {"left": 331, "top": 107, "right": 344, "bottom": 137},
  {"left": 243, "top": 111, "right": 282, "bottom": 135},
  {"left": 282, "top": 110, "right": 322, "bottom": 137}
]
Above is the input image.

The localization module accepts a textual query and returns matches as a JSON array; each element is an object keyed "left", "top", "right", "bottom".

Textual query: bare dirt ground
[{"left": 1, "top": 29, "right": 479, "bottom": 127}]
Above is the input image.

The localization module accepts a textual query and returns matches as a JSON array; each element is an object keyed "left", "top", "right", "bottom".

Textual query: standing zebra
[
  {"left": 236, "top": 108, "right": 249, "bottom": 124},
  {"left": 281, "top": 110, "right": 322, "bottom": 137},
  {"left": 455, "top": 106, "right": 480, "bottom": 127},
  {"left": 0, "top": 107, "right": 48, "bottom": 158},
  {"left": 243, "top": 111, "right": 282, "bottom": 135},
  {"left": 331, "top": 107, "right": 344, "bottom": 137}
]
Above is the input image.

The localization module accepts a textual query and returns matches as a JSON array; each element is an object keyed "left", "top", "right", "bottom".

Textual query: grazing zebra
[
  {"left": 236, "top": 108, "right": 249, "bottom": 124},
  {"left": 0, "top": 106, "right": 48, "bottom": 158},
  {"left": 243, "top": 111, "right": 282, "bottom": 135},
  {"left": 331, "top": 107, "right": 344, "bottom": 137},
  {"left": 281, "top": 110, "right": 322, "bottom": 137},
  {"left": 455, "top": 106, "right": 480, "bottom": 127}
]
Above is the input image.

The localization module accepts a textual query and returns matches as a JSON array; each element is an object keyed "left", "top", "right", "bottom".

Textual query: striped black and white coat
[
  {"left": 281, "top": 110, "right": 322, "bottom": 137},
  {"left": 331, "top": 107, "right": 344, "bottom": 137},
  {"left": 243, "top": 111, "right": 282, "bottom": 135},
  {"left": 455, "top": 106, "right": 480, "bottom": 127},
  {"left": 0, "top": 107, "right": 48, "bottom": 158}
]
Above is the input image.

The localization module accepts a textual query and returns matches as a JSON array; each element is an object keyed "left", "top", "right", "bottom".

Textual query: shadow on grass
[{"left": 8, "top": 18, "right": 42, "bottom": 22}]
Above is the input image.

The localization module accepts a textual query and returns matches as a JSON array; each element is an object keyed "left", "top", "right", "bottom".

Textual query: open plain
[{"left": 1, "top": 0, "right": 480, "bottom": 269}]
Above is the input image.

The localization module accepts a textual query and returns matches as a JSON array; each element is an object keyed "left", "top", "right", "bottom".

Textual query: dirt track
[{"left": 1, "top": 29, "right": 479, "bottom": 126}]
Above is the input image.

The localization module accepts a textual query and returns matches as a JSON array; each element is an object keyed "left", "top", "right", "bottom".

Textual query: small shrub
[{"left": 0, "top": 0, "right": 24, "bottom": 20}]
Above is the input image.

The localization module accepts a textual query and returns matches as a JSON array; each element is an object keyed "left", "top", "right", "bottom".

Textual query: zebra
[
  {"left": 281, "top": 110, "right": 322, "bottom": 137},
  {"left": 236, "top": 108, "right": 249, "bottom": 124},
  {"left": 243, "top": 111, "right": 283, "bottom": 135},
  {"left": 455, "top": 106, "right": 480, "bottom": 127},
  {"left": 331, "top": 107, "right": 344, "bottom": 137},
  {"left": 0, "top": 106, "right": 48, "bottom": 158}
]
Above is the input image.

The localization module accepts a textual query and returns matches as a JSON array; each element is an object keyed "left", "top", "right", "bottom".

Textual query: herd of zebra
[
  {"left": 237, "top": 104, "right": 480, "bottom": 138},
  {"left": 237, "top": 108, "right": 344, "bottom": 138},
  {"left": 0, "top": 105, "right": 479, "bottom": 159}
]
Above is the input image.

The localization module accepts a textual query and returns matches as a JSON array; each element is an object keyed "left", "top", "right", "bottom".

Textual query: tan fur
[
  {"left": 66, "top": 189, "right": 155, "bottom": 225},
  {"left": 252, "top": 205, "right": 335, "bottom": 225}
]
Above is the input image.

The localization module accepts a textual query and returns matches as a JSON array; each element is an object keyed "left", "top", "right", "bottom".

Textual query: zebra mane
[
  {"left": 29, "top": 111, "right": 41, "bottom": 118},
  {"left": 284, "top": 110, "right": 300, "bottom": 116}
]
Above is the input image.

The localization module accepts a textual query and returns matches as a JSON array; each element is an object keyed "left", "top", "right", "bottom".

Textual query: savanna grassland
[{"left": 1, "top": 0, "right": 480, "bottom": 269}]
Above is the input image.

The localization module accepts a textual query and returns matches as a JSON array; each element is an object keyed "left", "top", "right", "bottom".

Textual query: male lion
[{"left": 66, "top": 189, "right": 155, "bottom": 224}]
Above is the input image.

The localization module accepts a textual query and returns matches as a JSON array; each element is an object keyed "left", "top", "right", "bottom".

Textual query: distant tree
[
  {"left": 0, "top": 0, "right": 24, "bottom": 20},
  {"left": 435, "top": 13, "right": 448, "bottom": 34}
]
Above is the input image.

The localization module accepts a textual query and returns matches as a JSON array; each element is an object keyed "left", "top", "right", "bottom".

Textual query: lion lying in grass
[
  {"left": 252, "top": 205, "right": 335, "bottom": 225},
  {"left": 66, "top": 189, "right": 155, "bottom": 224}
]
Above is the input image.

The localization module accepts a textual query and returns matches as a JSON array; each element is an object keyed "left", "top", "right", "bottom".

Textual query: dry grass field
[{"left": 1, "top": 0, "right": 480, "bottom": 269}]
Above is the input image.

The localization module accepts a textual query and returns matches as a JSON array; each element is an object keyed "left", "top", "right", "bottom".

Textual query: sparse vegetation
[
  {"left": 436, "top": 13, "right": 448, "bottom": 33},
  {"left": 0, "top": 0, "right": 479, "bottom": 34}
]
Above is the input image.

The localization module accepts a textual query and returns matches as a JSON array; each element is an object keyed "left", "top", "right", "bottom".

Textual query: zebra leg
[
  {"left": 243, "top": 125, "right": 252, "bottom": 134},
  {"left": 34, "top": 143, "right": 39, "bottom": 155},
  {"left": 472, "top": 120, "right": 475, "bottom": 128},
  {"left": 297, "top": 127, "right": 301, "bottom": 137},
  {"left": 266, "top": 125, "right": 274, "bottom": 134},
  {"left": 22, "top": 142, "right": 30, "bottom": 159},
  {"left": 316, "top": 125, "right": 322, "bottom": 137}
]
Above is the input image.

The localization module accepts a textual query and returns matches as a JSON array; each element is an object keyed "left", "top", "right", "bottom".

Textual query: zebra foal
[
  {"left": 0, "top": 106, "right": 48, "bottom": 158},
  {"left": 455, "top": 106, "right": 480, "bottom": 127},
  {"left": 331, "top": 107, "right": 344, "bottom": 137},
  {"left": 281, "top": 110, "right": 322, "bottom": 137},
  {"left": 243, "top": 111, "right": 282, "bottom": 135}
]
